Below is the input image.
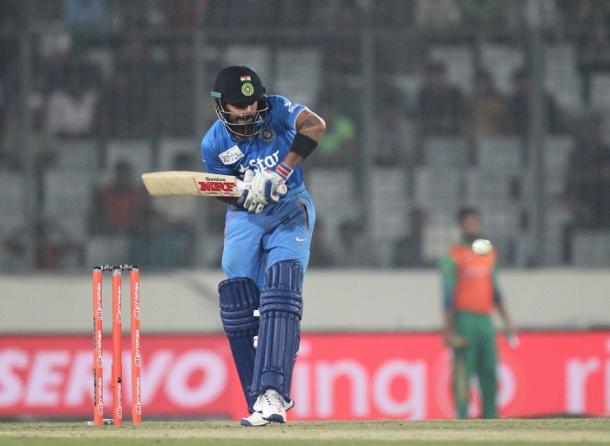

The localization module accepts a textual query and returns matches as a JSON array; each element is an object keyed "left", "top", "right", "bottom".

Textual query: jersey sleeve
[
  {"left": 201, "top": 131, "right": 233, "bottom": 175},
  {"left": 269, "top": 95, "right": 306, "bottom": 131},
  {"left": 439, "top": 255, "right": 457, "bottom": 310}
]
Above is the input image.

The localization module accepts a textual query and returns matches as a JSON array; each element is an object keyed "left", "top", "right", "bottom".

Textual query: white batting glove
[
  {"left": 235, "top": 170, "right": 254, "bottom": 208},
  {"left": 244, "top": 163, "right": 292, "bottom": 214}
]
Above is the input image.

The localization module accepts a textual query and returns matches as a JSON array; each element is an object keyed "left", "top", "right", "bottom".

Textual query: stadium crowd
[{"left": 1, "top": 0, "right": 609, "bottom": 270}]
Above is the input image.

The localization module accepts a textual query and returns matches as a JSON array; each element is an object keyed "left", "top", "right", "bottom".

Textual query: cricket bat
[
  {"left": 141, "top": 170, "right": 288, "bottom": 198},
  {"left": 141, "top": 171, "right": 241, "bottom": 197}
]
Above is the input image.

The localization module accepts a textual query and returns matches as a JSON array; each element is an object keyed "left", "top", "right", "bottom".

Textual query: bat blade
[{"left": 141, "top": 171, "right": 241, "bottom": 197}]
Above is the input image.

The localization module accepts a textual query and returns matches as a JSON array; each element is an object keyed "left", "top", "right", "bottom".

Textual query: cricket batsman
[
  {"left": 200, "top": 66, "right": 325, "bottom": 426},
  {"left": 439, "top": 207, "right": 516, "bottom": 419}
]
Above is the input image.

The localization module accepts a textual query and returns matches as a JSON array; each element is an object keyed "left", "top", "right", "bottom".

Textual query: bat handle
[{"left": 277, "top": 183, "right": 288, "bottom": 196}]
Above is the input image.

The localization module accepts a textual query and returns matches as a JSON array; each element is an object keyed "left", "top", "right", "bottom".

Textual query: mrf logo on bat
[{"left": 197, "top": 175, "right": 237, "bottom": 194}]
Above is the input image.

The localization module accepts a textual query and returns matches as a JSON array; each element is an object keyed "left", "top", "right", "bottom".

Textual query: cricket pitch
[{"left": 1, "top": 418, "right": 609, "bottom": 446}]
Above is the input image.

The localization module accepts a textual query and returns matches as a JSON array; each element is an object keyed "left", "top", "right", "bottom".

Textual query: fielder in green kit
[{"left": 439, "top": 208, "right": 516, "bottom": 419}]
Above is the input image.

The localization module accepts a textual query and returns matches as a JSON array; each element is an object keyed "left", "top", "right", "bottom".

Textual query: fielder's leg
[
  {"left": 250, "top": 260, "right": 303, "bottom": 423},
  {"left": 453, "top": 311, "right": 477, "bottom": 419},
  {"left": 219, "top": 277, "right": 260, "bottom": 412},
  {"left": 477, "top": 316, "right": 498, "bottom": 419}
]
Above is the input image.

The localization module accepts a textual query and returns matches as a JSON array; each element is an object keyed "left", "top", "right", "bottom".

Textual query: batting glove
[
  {"left": 244, "top": 162, "right": 292, "bottom": 214},
  {"left": 236, "top": 169, "right": 254, "bottom": 208}
]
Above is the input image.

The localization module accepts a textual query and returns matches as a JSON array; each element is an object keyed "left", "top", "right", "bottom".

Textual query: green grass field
[{"left": 1, "top": 419, "right": 609, "bottom": 446}]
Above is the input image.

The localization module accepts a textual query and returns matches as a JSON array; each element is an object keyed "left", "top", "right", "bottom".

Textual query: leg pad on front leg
[
  {"left": 250, "top": 261, "right": 303, "bottom": 401},
  {"left": 219, "top": 277, "right": 260, "bottom": 412}
]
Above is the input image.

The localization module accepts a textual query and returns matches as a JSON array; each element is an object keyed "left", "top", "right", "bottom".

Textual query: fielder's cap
[{"left": 211, "top": 66, "right": 266, "bottom": 105}]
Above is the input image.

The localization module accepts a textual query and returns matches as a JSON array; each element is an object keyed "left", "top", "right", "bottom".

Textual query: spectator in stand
[
  {"left": 46, "top": 68, "right": 98, "bottom": 137},
  {"left": 566, "top": 112, "right": 610, "bottom": 229},
  {"left": 160, "top": 42, "right": 194, "bottom": 136},
  {"left": 35, "top": 0, "right": 73, "bottom": 64},
  {"left": 97, "top": 37, "right": 162, "bottom": 138},
  {"left": 1, "top": 71, "right": 57, "bottom": 171},
  {"left": 375, "top": 97, "right": 412, "bottom": 166},
  {"left": 470, "top": 70, "right": 509, "bottom": 139},
  {"left": 89, "top": 159, "right": 149, "bottom": 235},
  {"left": 417, "top": 61, "right": 467, "bottom": 137},
  {"left": 313, "top": 100, "right": 355, "bottom": 168},
  {"left": 3, "top": 215, "right": 79, "bottom": 270},
  {"left": 507, "top": 67, "right": 563, "bottom": 141},
  {"left": 319, "top": 0, "right": 361, "bottom": 79}
]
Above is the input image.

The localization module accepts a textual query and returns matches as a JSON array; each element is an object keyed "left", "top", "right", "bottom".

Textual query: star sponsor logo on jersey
[
  {"left": 218, "top": 145, "right": 245, "bottom": 165},
  {"left": 237, "top": 150, "right": 280, "bottom": 174}
]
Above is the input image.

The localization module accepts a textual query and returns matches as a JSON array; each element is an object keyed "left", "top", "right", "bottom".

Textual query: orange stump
[
  {"left": 112, "top": 268, "right": 123, "bottom": 425},
  {"left": 130, "top": 268, "right": 142, "bottom": 424},
  {"left": 92, "top": 268, "right": 104, "bottom": 426}
]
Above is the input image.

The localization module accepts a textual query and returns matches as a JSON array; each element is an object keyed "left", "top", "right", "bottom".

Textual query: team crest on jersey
[
  {"left": 261, "top": 128, "right": 275, "bottom": 141},
  {"left": 218, "top": 145, "right": 245, "bottom": 165}
]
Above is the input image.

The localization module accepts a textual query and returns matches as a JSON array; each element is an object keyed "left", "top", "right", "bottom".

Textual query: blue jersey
[{"left": 201, "top": 95, "right": 306, "bottom": 188}]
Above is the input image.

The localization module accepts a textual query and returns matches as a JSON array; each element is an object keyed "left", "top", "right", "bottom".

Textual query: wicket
[{"left": 91, "top": 264, "right": 142, "bottom": 426}]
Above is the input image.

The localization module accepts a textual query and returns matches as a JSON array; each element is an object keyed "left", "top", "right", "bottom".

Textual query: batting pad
[
  {"left": 218, "top": 277, "right": 260, "bottom": 411},
  {"left": 250, "top": 261, "right": 303, "bottom": 401}
]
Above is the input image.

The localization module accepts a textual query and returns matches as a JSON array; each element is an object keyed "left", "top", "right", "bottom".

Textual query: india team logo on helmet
[{"left": 241, "top": 82, "right": 254, "bottom": 97}]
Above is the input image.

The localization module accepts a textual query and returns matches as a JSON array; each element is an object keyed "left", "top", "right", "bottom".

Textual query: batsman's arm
[
  {"left": 201, "top": 140, "right": 244, "bottom": 206},
  {"left": 243, "top": 107, "right": 325, "bottom": 213},
  {"left": 281, "top": 108, "right": 326, "bottom": 169}
]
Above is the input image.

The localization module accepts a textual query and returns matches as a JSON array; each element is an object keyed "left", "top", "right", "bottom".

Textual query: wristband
[
  {"left": 274, "top": 162, "right": 294, "bottom": 180},
  {"left": 289, "top": 133, "right": 318, "bottom": 159}
]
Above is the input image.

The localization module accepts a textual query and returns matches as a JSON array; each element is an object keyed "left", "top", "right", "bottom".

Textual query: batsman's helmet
[{"left": 211, "top": 66, "right": 269, "bottom": 139}]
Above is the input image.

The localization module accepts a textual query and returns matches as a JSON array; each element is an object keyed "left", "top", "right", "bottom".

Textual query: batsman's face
[
  {"left": 461, "top": 215, "right": 481, "bottom": 238},
  {"left": 225, "top": 101, "right": 258, "bottom": 125}
]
